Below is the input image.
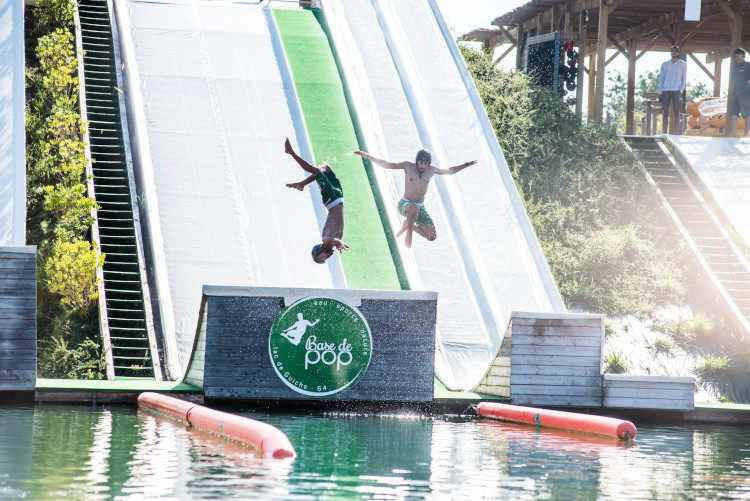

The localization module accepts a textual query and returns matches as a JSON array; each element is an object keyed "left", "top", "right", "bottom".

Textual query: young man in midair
[
  {"left": 354, "top": 149, "right": 476, "bottom": 248},
  {"left": 285, "top": 138, "right": 348, "bottom": 263}
]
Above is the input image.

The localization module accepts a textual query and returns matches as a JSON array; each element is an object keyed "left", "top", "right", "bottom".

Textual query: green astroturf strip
[{"left": 274, "top": 9, "right": 401, "bottom": 290}]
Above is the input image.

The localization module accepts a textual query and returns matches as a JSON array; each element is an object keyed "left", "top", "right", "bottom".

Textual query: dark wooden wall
[
  {"left": 0, "top": 247, "right": 36, "bottom": 391},
  {"left": 195, "top": 288, "right": 436, "bottom": 402}
]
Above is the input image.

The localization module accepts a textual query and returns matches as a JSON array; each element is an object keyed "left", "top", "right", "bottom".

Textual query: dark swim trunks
[
  {"left": 315, "top": 169, "right": 344, "bottom": 209},
  {"left": 397, "top": 197, "right": 434, "bottom": 227}
]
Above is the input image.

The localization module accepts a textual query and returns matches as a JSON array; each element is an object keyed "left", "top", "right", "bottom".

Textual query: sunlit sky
[{"left": 435, "top": 0, "right": 726, "bottom": 100}]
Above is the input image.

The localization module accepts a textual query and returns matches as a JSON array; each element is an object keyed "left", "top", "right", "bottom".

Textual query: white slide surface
[
  {"left": 325, "top": 0, "right": 565, "bottom": 390},
  {"left": 670, "top": 136, "right": 750, "bottom": 252},
  {"left": 0, "top": 0, "right": 26, "bottom": 246},
  {"left": 115, "top": 0, "right": 344, "bottom": 378}
]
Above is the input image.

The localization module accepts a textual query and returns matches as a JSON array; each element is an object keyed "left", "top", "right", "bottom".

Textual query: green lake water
[{"left": 1, "top": 404, "right": 750, "bottom": 499}]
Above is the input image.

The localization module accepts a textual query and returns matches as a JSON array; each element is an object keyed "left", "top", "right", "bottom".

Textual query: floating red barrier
[
  {"left": 476, "top": 402, "right": 636, "bottom": 440},
  {"left": 138, "top": 392, "right": 296, "bottom": 458}
]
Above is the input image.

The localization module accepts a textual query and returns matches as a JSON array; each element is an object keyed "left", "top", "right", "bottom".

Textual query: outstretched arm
[
  {"left": 322, "top": 236, "right": 349, "bottom": 251},
  {"left": 435, "top": 160, "right": 478, "bottom": 175},
  {"left": 354, "top": 150, "right": 405, "bottom": 170}
]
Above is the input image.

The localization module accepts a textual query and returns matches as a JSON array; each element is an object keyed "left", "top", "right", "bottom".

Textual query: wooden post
[
  {"left": 516, "top": 23, "right": 524, "bottom": 70},
  {"left": 588, "top": 52, "right": 597, "bottom": 120},
  {"left": 731, "top": 11, "right": 742, "bottom": 52},
  {"left": 626, "top": 38, "right": 636, "bottom": 134},
  {"left": 594, "top": 0, "right": 609, "bottom": 121},
  {"left": 576, "top": 10, "right": 586, "bottom": 116},
  {"left": 714, "top": 58, "right": 723, "bottom": 97}
]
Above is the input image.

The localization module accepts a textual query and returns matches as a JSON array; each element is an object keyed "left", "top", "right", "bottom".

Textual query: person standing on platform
[
  {"left": 284, "top": 138, "right": 348, "bottom": 264},
  {"left": 658, "top": 45, "right": 687, "bottom": 135},
  {"left": 725, "top": 48, "right": 750, "bottom": 138}
]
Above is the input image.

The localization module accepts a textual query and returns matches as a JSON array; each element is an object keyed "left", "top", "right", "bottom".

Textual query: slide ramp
[
  {"left": 0, "top": 0, "right": 25, "bottom": 246},
  {"left": 325, "top": 0, "right": 565, "bottom": 390},
  {"left": 114, "top": 0, "right": 342, "bottom": 378}
]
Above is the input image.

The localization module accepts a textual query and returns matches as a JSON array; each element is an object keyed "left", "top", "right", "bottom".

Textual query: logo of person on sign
[{"left": 269, "top": 297, "right": 372, "bottom": 397}]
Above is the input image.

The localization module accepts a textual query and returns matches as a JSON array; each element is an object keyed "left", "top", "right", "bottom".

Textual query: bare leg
[
  {"left": 662, "top": 110, "right": 669, "bottom": 134},
  {"left": 671, "top": 110, "right": 680, "bottom": 135},
  {"left": 285, "top": 137, "right": 320, "bottom": 176},
  {"left": 395, "top": 219, "right": 409, "bottom": 238},
  {"left": 401, "top": 204, "right": 419, "bottom": 249},
  {"left": 744, "top": 117, "right": 750, "bottom": 137},
  {"left": 726, "top": 115, "right": 739, "bottom": 137},
  {"left": 413, "top": 224, "right": 436, "bottom": 241}
]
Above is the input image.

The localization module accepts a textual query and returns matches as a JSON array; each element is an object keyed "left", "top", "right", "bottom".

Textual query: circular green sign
[{"left": 268, "top": 297, "right": 372, "bottom": 397}]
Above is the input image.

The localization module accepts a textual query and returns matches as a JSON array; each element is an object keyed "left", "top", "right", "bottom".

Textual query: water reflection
[{"left": 1, "top": 405, "right": 750, "bottom": 499}]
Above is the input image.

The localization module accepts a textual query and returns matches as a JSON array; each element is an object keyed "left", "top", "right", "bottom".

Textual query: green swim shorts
[
  {"left": 315, "top": 169, "right": 344, "bottom": 209},
  {"left": 397, "top": 198, "right": 434, "bottom": 227}
]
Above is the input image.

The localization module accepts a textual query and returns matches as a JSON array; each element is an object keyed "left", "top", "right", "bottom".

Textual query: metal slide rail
[
  {"left": 77, "top": 0, "right": 162, "bottom": 379},
  {"left": 622, "top": 135, "right": 750, "bottom": 337}
]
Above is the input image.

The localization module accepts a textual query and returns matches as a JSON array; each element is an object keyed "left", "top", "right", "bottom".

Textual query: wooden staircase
[{"left": 622, "top": 135, "right": 750, "bottom": 335}]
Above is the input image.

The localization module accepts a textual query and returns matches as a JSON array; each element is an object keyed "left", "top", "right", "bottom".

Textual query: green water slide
[{"left": 273, "top": 9, "right": 403, "bottom": 291}]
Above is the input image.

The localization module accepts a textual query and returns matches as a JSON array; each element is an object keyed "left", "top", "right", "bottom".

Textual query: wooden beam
[
  {"left": 607, "top": 34, "right": 630, "bottom": 59},
  {"left": 594, "top": 0, "right": 609, "bottom": 121},
  {"left": 492, "top": 45, "right": 515, "bottom": 67},
  {"left": 626, "top": 38, "right": 636, "bottom": 134},
  {"left": 588, "top": 52, "right": 596, "bottom": 120},
  {"left": 605, "top": 50, "right": 620, "bottom": 67},
  {"left": 685, "top": 49, "right": 714, "bottom": 80},
  {"left": 679, "top": 15, "right": 715, "bottom": 47},
  {"left": 497, "top": 24, "right": 518, "bottom": 47},
  {"left": 636, "top": 33, "right": 661, "bottom": 61},
  {"left": 608, "top": 3, "right": 728, "bottom": 50},
  {"left": 647, "top": 14, "right": 676, "bottom": 44},
  {"left": 714, "top": 58, "right": 723, "bottom": 97},
  {"left": 576, "top": 9, "right": 587, "bottom": 116},
  {"left": 515, "top": 22, "right": 525, "bottom": 70},
  {"left": 730, "top": 6, "right": 743, "bottom": 50}
]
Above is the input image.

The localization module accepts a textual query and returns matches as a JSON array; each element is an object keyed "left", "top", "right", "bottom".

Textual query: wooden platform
[
  {"left": 34, "top": 378, "right": 203, "bottom": 404},
  {"left": 0, "top": 246, "right": 36, "bottom": 392},
  {"left": 475, "top": 312, "right": 696, "bottom": 411},
  {"left": 185, "top": 286, "right": 438, "bottom": 403}
]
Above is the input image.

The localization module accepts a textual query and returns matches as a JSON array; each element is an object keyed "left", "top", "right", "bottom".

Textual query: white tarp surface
[
  {"left": 670, "top": 136, "right": 750, "bottom": 251},
  {"left": 328, "top": 0, "right": 565, "bottom": 390},
  {"left": 118, "top": 0, "right": 341, "bottom": 377},
  {"left": 0, "top": 0, "right": 26, "bottom": 246}
]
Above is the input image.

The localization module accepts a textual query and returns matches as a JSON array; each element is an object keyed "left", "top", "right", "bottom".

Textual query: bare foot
[
  {"left": 395, "top": 220, "right": 408, "bottom": 238},
  {"left": 286, "top": 182, "right": 304, "bottom": 191},
  {"left": 284, "top": 137, "right": 293, "bottom": 154}
]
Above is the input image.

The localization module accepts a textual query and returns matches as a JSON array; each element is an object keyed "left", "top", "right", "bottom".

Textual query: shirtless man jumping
[
  {"left": 354, "top": 149, "right": 476, "bottom": 248},
  {"left": 285, "top": 137, "right": 348, "bottom": 263}
]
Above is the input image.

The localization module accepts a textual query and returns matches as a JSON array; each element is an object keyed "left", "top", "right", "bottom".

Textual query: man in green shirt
[
  {"left": 726, "top": 48, "right": 750, "bottom": 138},
  {"left": 285, "top": 138, "right": 348, "bottom": 264}
]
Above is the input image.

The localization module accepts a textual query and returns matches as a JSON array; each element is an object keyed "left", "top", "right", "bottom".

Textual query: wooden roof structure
[{"left": 462, "top": 0, "right": 750, "bottom": 133}]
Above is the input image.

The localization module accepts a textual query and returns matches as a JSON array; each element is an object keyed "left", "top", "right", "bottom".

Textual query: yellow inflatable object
[
  {"left": 688, "top": 126, "right": 745, "bottom": 137},
  {"left": 694, "top": 114, "right": 746, "bottom": 129},
  {"left": 687, "top": 115, "right": 699, "bottom": 128},
  {"left": 686, "top": 97, "right": 718, "bottom": 116}
]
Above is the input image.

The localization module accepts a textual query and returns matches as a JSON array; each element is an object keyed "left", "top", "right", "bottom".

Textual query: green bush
[
  {"left": 693, "top": 354, "right": 732, "bottom": 380},
  {"left": 604, "top": 351, "right": 630, "bottom": 374},
  {"left": 37, "top": 335, "right": 106, "bottom": 380},
  {"left": 650, "top": 335, "right": 676, "bottom": 355},
  {"left": 461, "top": 46, "right": 689, "bottom": 317},
  {"left": 26, "top": 0, "right": 105, "bottom": 379},
  {"left": 44, "top": 239, "right": 104, "bottom": 309}
]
